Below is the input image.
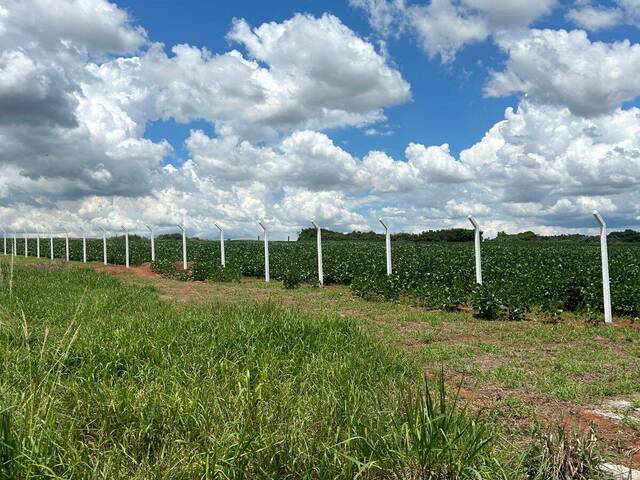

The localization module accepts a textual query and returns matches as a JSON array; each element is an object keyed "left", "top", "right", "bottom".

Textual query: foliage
[
  {"left": 14, "top": 236, "right": 640, "bottom": 318},
  {"left": 470, "top": 285, "right": 501, "bottom": 320},
  {"left": 282, "top": 267, "right": 301, "bottom": 289},
  {"left": 297, "top": 227, "right": 476, "bottom": 243},
  {"left": 150, "top": 259, "right": 175, "bottom": 277},
  {"left": 522, "top": 426, "right": 604, "bottom": 480},
  {"left": 351, "top": 274, "right": 401, "bottom": 302},
  {"left": 0, "top": 261, "right": 513, "bottom": 478}
]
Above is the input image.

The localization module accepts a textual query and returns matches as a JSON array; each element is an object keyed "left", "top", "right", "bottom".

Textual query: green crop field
[{"left": 11, "top": 236, "right": 640, "bottom": 320}]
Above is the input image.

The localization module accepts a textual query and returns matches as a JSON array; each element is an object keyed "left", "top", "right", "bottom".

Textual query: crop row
[{"left": 8, "top": 236, "right": 640, "bottom": 318}]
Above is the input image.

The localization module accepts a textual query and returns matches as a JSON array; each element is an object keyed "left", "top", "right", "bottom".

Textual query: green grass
[{"left": 0, "top": 260, "right": 513, "bottom": 479}]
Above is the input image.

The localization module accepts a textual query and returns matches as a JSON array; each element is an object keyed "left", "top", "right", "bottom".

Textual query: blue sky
[
  {"left": 120, "top": 0, "right": 523, "bottom": 161},
  {"left": 2, "top": 0, "right": 640, "bottom": 237},
  {"left": 122, "top": 0, "right": 639, "bottom": 164}
]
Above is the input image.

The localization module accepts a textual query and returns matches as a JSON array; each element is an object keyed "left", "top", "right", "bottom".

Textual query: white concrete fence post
[
  {"left": 593, "top": 210, "right": 613, "bottom": 324},
  {"left": 49, "top": 233, "right": 53, "bottom": 260},
  {"left": 146, "top": 225, "right": 155, "bottom": 262},
  {"left": 215, "top": 223, "right": 225, "bottom": 267},
  {"left": 379, "top": 218, "right": 392, "bottom": 276},
  {"left": 12, "top": 233, "right": 16, "bottom": 257},
  {"left": 81, "top": 229, "right": 87, "bottom": 263},
  {"left": 258, "top": 220, "right": 269, "bottom": 282},
  {"left": 65, "top": 231, "right": 69, "bottom": 262},
  {"left": 24, "top": 233, "right": 27, "bottom": 257},
  {"left": 99, "top": 227, "right": 108, "bottom": 265},
  {"left": 177, "top": 220, "right": 187, "bottom": 270},
  {"left": 36, "top": 232, "right": 40, "bottom": 258},
  {"left": 121, "top": 226, "right": 129, "bottom": 268},
  {"left": 311, "top": 220, "right": 323, "bottom": 286},
  {"left": 468, "top": 216, "right": 483, "bottom": 285},
  {"left": 2, "top": 230, "right": 6, "bottom": 255}
]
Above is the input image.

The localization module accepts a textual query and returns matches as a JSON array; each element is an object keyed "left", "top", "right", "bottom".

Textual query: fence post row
[
  {"left": 146, "top": 225, "right": 155, "bottom": 262},
  {"left": 311, "top": 220, "right": 323, "bottom": 286},
  {"left": 468, "top": 216, "right": 483, "bottom": 285},
  {"left": 379, "top": 218, "right": 392, "bottom": 276},
  {"left": 121, "top": 226, "right": 129, "bottom": 268},
  {"left": 593, "top": 211, "right": 612, "bottom": 324},
  {"left": 5, "top": 213, "right": 619, "bottom": 324},
  {"left": 258, "top": 220, "right": 269, "bottom": 282},
  {"left": 215, "top": 222, "right": 225, "bottom": 267}
]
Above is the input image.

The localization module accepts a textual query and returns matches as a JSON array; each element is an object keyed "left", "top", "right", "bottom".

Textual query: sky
[{"left": 0, "top": 0, "right": 640, "bottom": 239}]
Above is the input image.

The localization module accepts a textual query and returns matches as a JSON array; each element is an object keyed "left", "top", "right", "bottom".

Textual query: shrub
[
  {"left": 189, "top": 261, "right": 242, "bottom": 283},
  {"left": 351, "top": 274, "right": 401, "bottom": 302},
  {"left": 151, "top": 259, "right": 175, "bottom": 278},
  {"left": 282, "top": 267, "right": 301, "bottom": 289},
  {"left": 470, "top": 285, "right": 501, "bottom": 320}
]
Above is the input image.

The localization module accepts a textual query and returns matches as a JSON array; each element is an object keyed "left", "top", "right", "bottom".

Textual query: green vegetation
[
  {"left": 12, "top": 236, "right": 640, "bottom": 318},
  {"left": 297, "top": 227, "right": 476, "bottom": 243},
  {"left": 0, "top": 259, "right": 507, "bottom": 479},
  {"left": 1, "top": 258, "right": 633, "bottom": 477}
]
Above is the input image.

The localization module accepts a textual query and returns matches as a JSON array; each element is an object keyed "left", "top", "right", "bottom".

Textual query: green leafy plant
[{"left": 470, "top": 285, "right": 501, "bottom": 320}]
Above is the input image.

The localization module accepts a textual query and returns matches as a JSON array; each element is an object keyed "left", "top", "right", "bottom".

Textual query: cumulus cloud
[
  {"left": 486, "top": 29, "right": 640, "bottom": 116},
  {"left": 87, "top": 13, "right": 410, "bottom": 140},
  {"left": 2, "top": 0, "right": 640, "bottom": 240},
  {"left": 566, "top": 5, "right": 624, "bottom": 31},
  {"left": 352, "top": 0, "right": 556, "bottom": 62}
]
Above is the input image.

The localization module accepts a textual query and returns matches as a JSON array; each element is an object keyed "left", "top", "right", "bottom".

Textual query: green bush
[
  {"left": 188, "top": 261, "right": 242, "bottom": 283},
  {"left": 282, "top": 267, "right": 301, "bottom": 289},
  {"left": 351, "top": 274, "right": 401, "bottom": 302},
  {"left": 470, "top": 285, "right": 501, "bottom": 320},
  {"left": 151, "top": 259, "right": 175, "bottom": 278}
]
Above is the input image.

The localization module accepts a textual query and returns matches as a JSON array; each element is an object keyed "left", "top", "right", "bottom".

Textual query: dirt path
[{"left": 86, "top": 262, "right": 640, "bottom": 466}]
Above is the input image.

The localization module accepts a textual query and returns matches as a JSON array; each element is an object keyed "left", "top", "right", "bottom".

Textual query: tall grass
[{"left": 0, "top": 260, "right": 600, "bottom": 479}]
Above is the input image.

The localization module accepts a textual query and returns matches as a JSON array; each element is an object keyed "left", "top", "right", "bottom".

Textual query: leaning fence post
[
  {"left": 145, "top": 225, "right": 155, "bottom": 262},
  {"left": 214, "top": 223, "right": 225, "bottom": 267},
  {"left": 177, "top": 220, "right": 187, "bottom": 270},
  {"left": 258, "top": 220, "right": 269, "bottom": 282},
  {"left": 593, "top": 211, "right": 612, "bottom": 324},
  {"left": 121, "top": 226, "right": 129, "bottom": 268},
  {"left": 379, "top": 218, "right": 392, "bottom": 276},
  {"left": 311, "top": 220, "right": 323, "bottom": 286},
  {"left": 468, "top": 216, "right": 483, "bottom": 285}
]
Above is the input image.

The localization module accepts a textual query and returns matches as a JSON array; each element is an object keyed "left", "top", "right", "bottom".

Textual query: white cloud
[
  {"left": 1, "top": 0, "right": 146, "bottom": 55},
  {"left": 486, "top": 29, "right": 640, "bottom": 116},
  {"left": 566, "top": 5, "right": 624, "bottom": 31},
  {"left": 352, "top": 0, "right": 556, "bottom": 62},
  {"left": 408, "top": 0, "right": 489, "bottom": 63},
  {"left": 87, "top": 13, "right": 410, "bottom": 140},
  {"left": 2, "top": 0, "right": 640, "bottom": 240}
]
